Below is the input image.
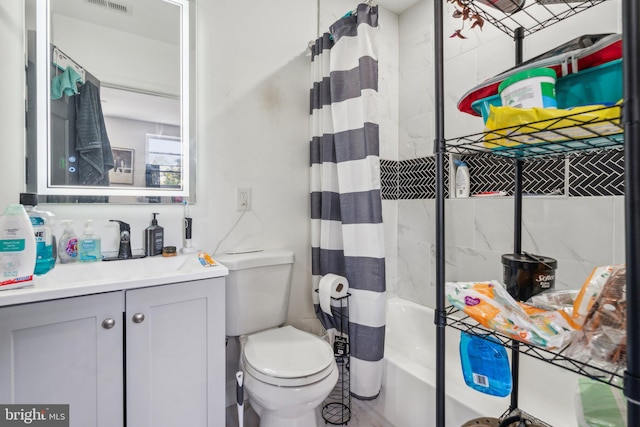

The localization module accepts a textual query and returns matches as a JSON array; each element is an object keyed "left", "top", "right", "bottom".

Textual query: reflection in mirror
[{"left": 25, "top": 0, "right": 195, "bottom": 204}]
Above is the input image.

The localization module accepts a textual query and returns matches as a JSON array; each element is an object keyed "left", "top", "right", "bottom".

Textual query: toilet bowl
[
  {"left": 240, "top": 325, "right": 338, "bottom": 427},
  {"left": 215, "top": 249, "right": 338, "bottom": 426}
]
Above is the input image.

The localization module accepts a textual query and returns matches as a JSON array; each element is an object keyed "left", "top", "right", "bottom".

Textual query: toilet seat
[{"left": 243, "top": 325, "right": 335, "bottom": 387}]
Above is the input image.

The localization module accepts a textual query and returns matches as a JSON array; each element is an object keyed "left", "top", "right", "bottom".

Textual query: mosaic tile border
[{"left": 381, "top": 149, "right": 625, "bottom": 200}]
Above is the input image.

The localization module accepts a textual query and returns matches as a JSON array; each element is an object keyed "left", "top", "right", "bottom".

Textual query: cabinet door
[
  {"left": 126, "top": 278, "right": 225, "bottom": 427},
  {"left": 0, "top": 292, "right": 125, "bottom": 427}
]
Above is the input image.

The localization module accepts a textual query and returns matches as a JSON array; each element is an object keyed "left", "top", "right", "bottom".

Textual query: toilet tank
[{"left": 215, "top": 249, "right": 294, "bottom": 336}]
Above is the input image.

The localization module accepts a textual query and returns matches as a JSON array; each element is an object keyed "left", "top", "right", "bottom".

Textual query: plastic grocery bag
[{"left": 446, "top": 280, "right": 578, "bottom": 349}]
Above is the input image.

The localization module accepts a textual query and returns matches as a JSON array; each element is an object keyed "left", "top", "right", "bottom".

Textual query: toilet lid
[{"left": 243, "top": 326, "right": 335, "bottom": 386}]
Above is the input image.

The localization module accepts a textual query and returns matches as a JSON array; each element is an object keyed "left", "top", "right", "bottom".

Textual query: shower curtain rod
[
  {"left": 344, "top": 0, "right": 376, "bottom": 18},
  {"left": 307, "top": 0, "right": 377, "bottom": 48}
]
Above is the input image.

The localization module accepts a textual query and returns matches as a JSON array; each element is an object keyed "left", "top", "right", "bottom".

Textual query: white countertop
[{"left": 0, "top": 253, "right": 229, "bottom": 307}]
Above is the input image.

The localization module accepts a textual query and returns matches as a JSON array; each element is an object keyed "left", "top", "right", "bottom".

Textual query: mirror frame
[{"left": 33, "top": 0, "right": 192, "bottom": 199}]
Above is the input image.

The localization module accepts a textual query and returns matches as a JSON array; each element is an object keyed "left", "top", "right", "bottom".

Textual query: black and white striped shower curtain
[{"left": 309, "top": 4, "right": 385, "bottom": 400}]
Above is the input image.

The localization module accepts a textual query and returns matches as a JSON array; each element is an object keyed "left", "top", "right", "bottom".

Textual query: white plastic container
[
  {"left": 455, "top": 160, "right": 470, "bottom": 198},
  {"left": 0, "top": 204, "right": 37, "bottom": 290},
  {"left": 498, "top": 67, "right": 557, "bottom": 109}
]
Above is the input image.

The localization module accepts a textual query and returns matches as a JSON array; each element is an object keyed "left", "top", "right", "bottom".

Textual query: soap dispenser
[
  {"left": 144, "top": 213, "right": 164, "bottom": 257},
  {"left": 58, "top": 220, "right": 78, "bottom": 264},
  {"left": 110, "top": 220, "right": 133, "bottom": 259},
  {"left": 78, "top": 220, "right": 102, "bottom": 262}
]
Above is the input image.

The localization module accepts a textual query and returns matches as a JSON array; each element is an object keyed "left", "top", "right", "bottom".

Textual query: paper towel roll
[{"left": 319, "top": 273, "right": 349, "bottom": 316}]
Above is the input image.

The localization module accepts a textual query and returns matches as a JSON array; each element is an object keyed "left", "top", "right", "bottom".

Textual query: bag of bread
[{"left": 566, "top": 266, "right": 626, "bottom": 368}]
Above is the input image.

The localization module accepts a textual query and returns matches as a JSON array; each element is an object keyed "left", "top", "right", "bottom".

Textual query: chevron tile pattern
[
  {"left": 396, "top": 157, "right": 450, "bottom": 199},
  {"left": 380, "top": 159, "right": 398, "bottom": 200},
  {"left": 523, "top": 157, "right": 566, "bottom": 195},
  {"left": 462, "top": 156, "right": 515, "bottom": 195},
  {"left": 569, "top": 148, "right": 624, "bottom": 197},
  {"left": 380, "top": 149, "right": 622, "bottom": 200}
]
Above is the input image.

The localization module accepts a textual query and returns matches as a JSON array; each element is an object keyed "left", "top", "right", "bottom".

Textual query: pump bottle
[
  {"left": 58, "top": 220, "right": 78, "bottom": 264},
  {"left": 145, "top": 213, "right": 164, "bottom": 256},
  {"left": 20, "top": 193, "right": 56, "bottom": 274},
  {"left": 78, "top": 220, "right": 102, "bottom": 262}
]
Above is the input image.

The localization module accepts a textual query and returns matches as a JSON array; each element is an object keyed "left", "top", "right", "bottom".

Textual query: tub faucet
[{"left": 110, "top": 220, "right": 133, "bottom": 259}]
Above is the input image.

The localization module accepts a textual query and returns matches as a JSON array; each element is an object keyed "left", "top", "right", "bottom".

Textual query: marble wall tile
[
  {"left": 444, "top": 246, "right": 504, "bottom": 284},
  {"left": 443, "top": 51, "right": 478, "bottom": 107},
  {"left": 521, "top": 197, "right": 615, "bottom": 266},
  {"left": 444, "top": 199, "right": 475, "bottom": 249},
  {"left": 399, "top": 112, "right": 434, "bottom": 159},
  {"left": 472, "top": 197, "right": 516, "bottom": 253},
  {"left": 397, "top": 239, "right": 433, "bottom": 305},
  {"left": 399, "top": 70, "right": 434, "bottom": 118},
  {"left": 612, "top": 196, "right": 625, "bottom": 264},
  {"left": 398, "top": 199, "right": 436, "bottom": 243}
]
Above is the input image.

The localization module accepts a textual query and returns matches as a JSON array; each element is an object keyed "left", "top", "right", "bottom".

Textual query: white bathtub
[
  {"left": 373, "top": 298, "right": 581, "bottom": 427},
  {"left": 371, "top": 298, "right": 509, "bottom": 427}
]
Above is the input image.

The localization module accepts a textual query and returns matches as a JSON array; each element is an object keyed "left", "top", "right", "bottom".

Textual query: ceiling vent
[{"left": 84, "top": 0, "right": 132, "bottom": 16}]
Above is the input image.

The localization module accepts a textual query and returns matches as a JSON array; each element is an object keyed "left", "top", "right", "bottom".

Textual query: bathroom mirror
[{"left": 25, "top": 0, "right": 196, "bottom": 203}]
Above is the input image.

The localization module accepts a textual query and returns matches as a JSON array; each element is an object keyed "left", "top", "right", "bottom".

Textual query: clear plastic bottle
[
  {"left": 78, "top": 220, "right": 102, "bottom": 263},
  {"left": 20, "top": 193, "right": 56, "bottom": 275},
  {"left": 0, "top": 204, "right": 37, "bottom": 290},
  {"left": 58, "top": 220, "right": 78, "bottom": 264}
]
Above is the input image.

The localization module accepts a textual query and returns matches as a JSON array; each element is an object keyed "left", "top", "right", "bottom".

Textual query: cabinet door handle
[
  {"left": 132, "top": 313, "right": 145, "bottom": 324},
  {"left": 102, "top": 318, "right": 116, "bottom": 329}
]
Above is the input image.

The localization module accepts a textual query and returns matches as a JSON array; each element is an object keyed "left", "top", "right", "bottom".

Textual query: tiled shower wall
[{"left": 381, "top": 148, "right": 625, "bottom": 199}]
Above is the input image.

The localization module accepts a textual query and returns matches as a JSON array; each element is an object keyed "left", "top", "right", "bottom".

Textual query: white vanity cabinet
[
  {"left": 0, "top": 291, "right": 125, "bottom": 426},
  {"left": 125, "top": 279, "right": 225, "bottom": 427},
  {"left": 0, "top": 275, "right": 226, "bottom": 427}
]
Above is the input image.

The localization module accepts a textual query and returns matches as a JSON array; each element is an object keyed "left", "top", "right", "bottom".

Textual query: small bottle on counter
[
  {"left": 78, "top": 220, "right": 102, "bottom": 262},
  {"left": 20, "top": 192, "right": 56, "bottom": 275},
  {"left": 58, "top": 220, "right": 78, "bottom": 264},
  {"left": 0, "top": 204, "right": 37, "bottom": 290},
  {"left": 144, "top": 213, "right": 164, "bottom": 256}
]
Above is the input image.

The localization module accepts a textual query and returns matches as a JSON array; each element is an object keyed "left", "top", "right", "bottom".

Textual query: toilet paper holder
[{"left": 314, "top": 289, "right": 351, "bottom": 425}]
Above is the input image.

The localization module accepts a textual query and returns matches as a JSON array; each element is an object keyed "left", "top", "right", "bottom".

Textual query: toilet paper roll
[{"left": 319, "top": 273, "right": 349, "bottom": 316}]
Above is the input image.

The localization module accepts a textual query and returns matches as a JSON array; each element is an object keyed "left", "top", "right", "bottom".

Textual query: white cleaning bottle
[
  {"left": 0, "top": 204, "right": 37, "bottom": 290},
  {"left": 454, "top": 159, "right": 470, "bottom": 198}
]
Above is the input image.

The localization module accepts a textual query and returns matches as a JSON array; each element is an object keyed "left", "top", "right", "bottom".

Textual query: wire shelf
[
  {"left": 445, "top": 305, "right": 624, "bottom": 389},
  {"left": 445, "top": 104, "right": 624, "bottom": 160},
  {"left": 465, "top": 0, "right": 610, "bottom": 38}
]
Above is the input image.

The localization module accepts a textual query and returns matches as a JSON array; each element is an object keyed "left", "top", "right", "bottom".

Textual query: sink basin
[{"left": 41, "top": 253, "right": 225, "bottom": 286}]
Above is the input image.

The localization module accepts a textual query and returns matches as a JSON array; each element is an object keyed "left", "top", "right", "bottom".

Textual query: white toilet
[{"left": 216, "top": 249, "right": 338, "bottom": 427}]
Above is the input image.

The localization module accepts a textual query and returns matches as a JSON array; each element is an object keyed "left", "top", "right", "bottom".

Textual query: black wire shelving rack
[{"left": 433, "top": 1, "right": 640, "bottom": 426}]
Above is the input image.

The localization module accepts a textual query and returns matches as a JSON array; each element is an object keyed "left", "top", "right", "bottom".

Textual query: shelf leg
[{"left": 623, "top": 0, "right": 640, "bottom": 425}]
